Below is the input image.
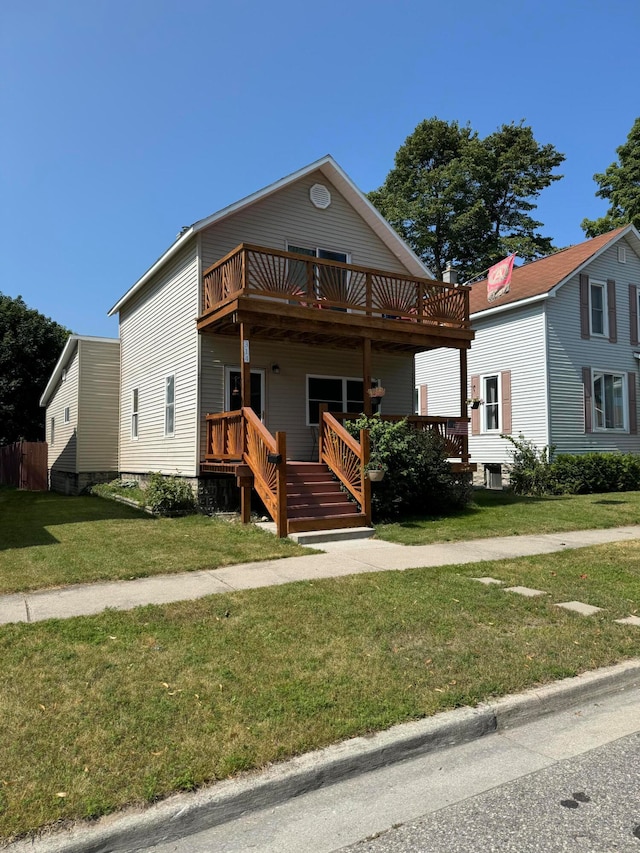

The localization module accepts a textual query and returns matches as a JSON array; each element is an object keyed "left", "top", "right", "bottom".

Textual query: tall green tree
[
  {"left": 369, "top": 118, "right": 564, "bottom": 280},
  {"left": 0, "top": 294, "right": 71, "bottom": 445},
  {"left": 581, "top": 117, "right": 640, "bottom": 237}
]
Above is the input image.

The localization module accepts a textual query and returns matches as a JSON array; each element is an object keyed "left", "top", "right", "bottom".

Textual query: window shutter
[
  {"left": 470, "top": 374, "right": 480, "bottom": 435},
  {"left": 607, "top": 279, "right": 617, "bottom": 343},
  {"left": 501, "top": 370, "right": 512, "bottom": 434},
  {"left": 629, "top": 373, "right": 638, "bottom": 435},
  {"left": 582, "top": 367, "right": 592, "bottom": 433},
  {"left": 419, "top": 385, "right": 428, "bottom": 415},
  {"left": 579, "top": 274, "right": 590, "bottom": 339},
  {"left": 630, "top": 284, "right": 639, "bottom": 346}
]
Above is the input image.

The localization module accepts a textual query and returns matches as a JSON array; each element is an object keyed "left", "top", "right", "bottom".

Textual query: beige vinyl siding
[
  {"left": 200, "top": 171, "right": 412, "bottom": 283},
  {"left": 199, "top": 338, "right": 414, "bottom": 462},
  {"left": 547, "top": 238, "right": 640, "bottom": 453},
  {"left": 77, "top": 340, "right": 120, "bottom": 471},
  {"left": 46, "top": 347, "right": 79, "bottom": 473},
  {"left": 119, "top": 240, "right": 200, "bottom": 475},
  {"left": 415, "top": 303, "right": 549, "bottom": 465}
]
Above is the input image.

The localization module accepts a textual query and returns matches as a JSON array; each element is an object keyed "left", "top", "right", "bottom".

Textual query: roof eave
[
  {"left": 39, "top": 335, "right": 120, "bottom": 408},
  {"left": 107, "top": 156, "right": 433, "bottom": 318}
]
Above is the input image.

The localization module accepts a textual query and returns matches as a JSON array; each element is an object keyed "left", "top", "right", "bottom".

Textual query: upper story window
[
  {"left": 165, "top": 375, "right": 175, "bottom": 436},
  {"left": 287, "top": 244, "right": 349, "bottom": 307},
  {"left": 483, "top": 375, "right": 500, "bottom": 432},
  {"left": 593, "top": 370, "right": 626, "bottom": 431},
  {"left": 589, "top": 280, "right": 607, "bottom": 336},
  {"left": 50, "top": 417, "right": 55, "bottom": 446},
  {"left": 131, "top": 388, "right": 139, "bottom": 440},
  {"left": 64, "top": 406, "right": 70, "bottom": 424}
]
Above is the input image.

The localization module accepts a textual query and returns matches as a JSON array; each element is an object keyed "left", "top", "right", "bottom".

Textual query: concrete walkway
[{"left": 2, "top": 524, "right": 639, "bottom": 625}]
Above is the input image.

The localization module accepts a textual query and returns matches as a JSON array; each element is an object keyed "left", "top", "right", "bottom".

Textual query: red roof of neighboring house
[{"left": 467, "top": 226, "right": 630, "bottom": 316}]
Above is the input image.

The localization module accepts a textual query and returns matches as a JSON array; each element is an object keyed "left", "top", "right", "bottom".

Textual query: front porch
[{"left": 197, "top": 244, "right": 475, "bottom": 536}]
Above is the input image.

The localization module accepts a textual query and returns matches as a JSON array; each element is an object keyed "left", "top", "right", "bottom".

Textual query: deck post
[
  {"left": 360, "top": 428, "right": 372, "bottom": 527},
  {"left": 240, "top": 323, "right": 251, "bottom": 413},
  {"left": 363, "top": 338, "right": 372, "bottom": 417},
  {"left": 318, "top": 403, "right": 328, "bottom": 462},
  {"left": 275, "top": 431, "right": 287, "bottom": 537},
  {"left": 460, "top": 347, "right": 469, "bottom": 466}
]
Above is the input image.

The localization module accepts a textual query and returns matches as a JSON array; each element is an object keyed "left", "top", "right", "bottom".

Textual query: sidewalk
[{"left": 2, "top": 524, "right": 639, "bottom": 625}]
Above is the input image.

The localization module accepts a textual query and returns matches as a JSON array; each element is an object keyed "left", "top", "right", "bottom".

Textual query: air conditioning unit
[{"left": 485, "top": 464, "right": 503, "bottom": 490}]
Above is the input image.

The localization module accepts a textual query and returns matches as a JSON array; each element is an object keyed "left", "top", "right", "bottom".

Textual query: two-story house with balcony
[
  {"left": 415, "top": 225, "right": 640, "bottom": 486},
  {"left": 106, "top": 156, "right": 474, "bottom": 535}
]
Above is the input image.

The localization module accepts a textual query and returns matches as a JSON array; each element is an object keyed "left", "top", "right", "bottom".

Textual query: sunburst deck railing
[
  {"left": 202, "top": 244, "right": 470, "bottom": 328},
  {"left": 331, "top": 413, "right": 470, "bottom": 467},
  {"left": 205, "top": 409, "right": 287, "bottom": 535},
  {"left": 319, "top": 406, "right": 371, "bottom": 526}
]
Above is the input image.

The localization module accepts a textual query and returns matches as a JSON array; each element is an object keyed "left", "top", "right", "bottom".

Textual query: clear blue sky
[{"left": 1, "top": 0, "right": 638, "bottom": 338}]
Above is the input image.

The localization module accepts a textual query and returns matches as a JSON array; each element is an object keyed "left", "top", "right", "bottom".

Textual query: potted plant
[
  {"left": 466, "top": 397, "right": 483, "bottom": 410},
  {"left": 365, "top": 460, "right": 386, "bottom": 481},
  {"left": 367, "top": 386, "right": 386, "bottom": 398}
]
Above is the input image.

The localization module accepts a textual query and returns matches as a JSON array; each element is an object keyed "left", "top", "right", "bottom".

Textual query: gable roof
[
  {"left": 40, "top": 335, "right": 120, "bottom": 408},
  {"left": 108, "top": 155, "right": 433, "bottom": 317},
  {"left": 469, "top": 225, "right": 640, "bottom": 318}
]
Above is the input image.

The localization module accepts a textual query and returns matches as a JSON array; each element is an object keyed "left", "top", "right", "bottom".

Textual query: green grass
[
  {"left": 0, "top": 488, "right": 309, "bottom": 594},
  {"left": 375, "top": 488, "right": 640, "bottom": 545},
  {"left": 1, "top": 539, "right": 638, "bottom": 840}
]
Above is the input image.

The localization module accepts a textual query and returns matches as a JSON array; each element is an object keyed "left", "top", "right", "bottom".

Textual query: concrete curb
[{"left": 8, "top": 658, "right": 640, "bottom": 853}]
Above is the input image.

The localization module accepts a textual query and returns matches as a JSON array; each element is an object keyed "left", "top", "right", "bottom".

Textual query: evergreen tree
[
  {"left": 581, "top": 117, "right": 640, "bottom": 237},
  {"left": 0, "top": 294, "right": 71, "bottom": 445},
  {"left": 369, "top": 118, "right": 564, "bottom": 280}
]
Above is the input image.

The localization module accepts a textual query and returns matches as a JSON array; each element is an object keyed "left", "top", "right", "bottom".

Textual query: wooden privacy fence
[{"left": 0, "top": 442, "right": 48, "bottom": 491}]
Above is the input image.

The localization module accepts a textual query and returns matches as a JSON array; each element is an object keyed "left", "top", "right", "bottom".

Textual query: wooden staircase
[{"left": 286, "top": 462, "right": 369, "bottom": 534}]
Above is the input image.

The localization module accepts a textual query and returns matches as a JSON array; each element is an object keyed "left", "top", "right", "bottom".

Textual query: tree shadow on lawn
[
  {"left": 0, "top": 488, "right": 154, "bottom": 551},
  {"left": 392, "top": 489, "right": 574, "bottom": 529}
]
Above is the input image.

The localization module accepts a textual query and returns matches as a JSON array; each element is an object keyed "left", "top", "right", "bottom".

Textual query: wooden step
[{"left": 287, "top": 513, "right": 369, "bottom": 534}]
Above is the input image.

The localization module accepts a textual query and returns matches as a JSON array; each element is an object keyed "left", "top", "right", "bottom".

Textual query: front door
[{"left": 226, "top": 368, "right": 265, "bottom": 419}]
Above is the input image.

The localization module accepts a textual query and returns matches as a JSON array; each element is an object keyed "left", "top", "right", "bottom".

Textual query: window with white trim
[
  {"left": 589, "top": 280, "right": 608, "bottom": 336},
  {"left": 287, "top": 244, "right": 349, "bottom": 307},
  {"left": 64, "top": 406, "right": 70, "bottom": 424},
  {"left": 307, "top": 375, "right": 366, "bottom": 426},
  {"left": 131, "top": 388, "right": 139, "bottom": 439},
  {"left": 165, "top": 375, "right": 175, "bottom": 436},
  {"left": 637, "top": 289, "right": 640, "bottom": 343},
  {"left": 50, "top": 417, "right": 55, "bottom": 445},
  {"left": 483, "top": 375, "right": 500, "bottom": 432},
  {"left": 593, "top": 371, "right": 626, "bottom": 431}
]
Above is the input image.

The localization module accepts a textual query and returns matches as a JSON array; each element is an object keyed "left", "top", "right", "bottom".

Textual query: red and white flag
[{"left": 487, "top": 255, "right": 515, "bottom": 303}]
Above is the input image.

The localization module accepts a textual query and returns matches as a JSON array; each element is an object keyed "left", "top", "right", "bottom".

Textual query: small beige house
[
  {"left": 40, "top": 336, "right": 120, "bottom": 494},
  {"left": 105, "top": 156, "right": 474, "bottom": 534}
]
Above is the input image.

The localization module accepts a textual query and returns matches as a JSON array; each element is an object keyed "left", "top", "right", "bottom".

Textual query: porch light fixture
[{"left": 271, "top": 363, "right": 280, "bottom": 374}]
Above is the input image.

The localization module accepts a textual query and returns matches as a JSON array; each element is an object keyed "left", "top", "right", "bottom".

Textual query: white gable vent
[{"left": 310, "top": 183, "right": 331, "bottom": 209}]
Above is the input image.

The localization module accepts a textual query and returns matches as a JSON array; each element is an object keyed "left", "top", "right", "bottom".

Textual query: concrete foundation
[{"left": 49, "top": 469, "right": 118, "bottom": 496}]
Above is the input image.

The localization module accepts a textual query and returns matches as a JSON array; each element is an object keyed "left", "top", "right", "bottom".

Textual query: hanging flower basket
[
  {"left": 366, "top": 468, "right": 385, "bottom": 482},
  {"left": 367, "top": 387, "right": 386, "bottom": 398},
  {"left": 466, "top": 397, "right": 483, "bottom": 410}
]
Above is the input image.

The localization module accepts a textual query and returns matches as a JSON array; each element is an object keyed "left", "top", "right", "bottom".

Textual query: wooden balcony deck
[{"left": 197, "top": 244, "right": 474, "bottom": 354}]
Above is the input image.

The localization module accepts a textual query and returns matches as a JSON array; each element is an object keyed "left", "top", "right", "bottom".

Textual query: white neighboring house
[
  {"left": 416, "top": 225, "right": 640, "bottom": 486},
  {"left": 40, "top": 336, "right": 120, "bottom": 494}
]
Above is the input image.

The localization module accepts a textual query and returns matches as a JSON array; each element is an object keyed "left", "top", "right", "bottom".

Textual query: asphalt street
[{"left": 144, "top": 685, "right": 640, "bottom": 853}]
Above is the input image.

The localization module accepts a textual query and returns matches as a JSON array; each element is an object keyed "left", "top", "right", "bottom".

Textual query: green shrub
[
  {"left": 145, "top": 473, "right": 196, "bottom": 516},
  {"left": 502, "top": 434, "right": 559, "bottom": 496},
  {"left": 504, "top": 434, "right": 640, "bottom": 495},
  {"left": 344, "top": 415, "right": 472, "bottom": 520}
]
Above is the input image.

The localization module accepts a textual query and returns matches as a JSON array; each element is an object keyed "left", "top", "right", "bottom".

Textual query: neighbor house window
[
  {"left": 589, "top": 280, "right": 607, "bottom": 336},
  {"left": 50, "top": 417, "right": 55, "bottom": 445},
  {"left": 593, "top": 371, "right": 626, "bottom": 430},
  {"left": 307, "top": 375, "right": 364, "bottom": 425},
  {"left": 483, "top": 375, "right": 500, "bottom": 431},
  {"left": 165, "top": 375, "right": 175, "bottom": 436},
  {"left": 131, "top": 388, "right": 139, "bottom": 439},
  {"left": 64, "top": 406, "right": 70, "bottom": 424}
]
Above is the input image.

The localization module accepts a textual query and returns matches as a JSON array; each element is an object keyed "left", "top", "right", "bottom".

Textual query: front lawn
[
  {"left": 1, "top": 540, "right": 638, "bottom": 840},
  {"left": 0, "top": 489, "right": 308, "bottom": 595},
  {"left": 375, "top": 488, "right": 640, "bottom": 545}
]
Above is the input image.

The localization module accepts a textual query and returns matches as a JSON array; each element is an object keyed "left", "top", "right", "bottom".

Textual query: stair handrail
[
  {"left": 319, "top": 406, "right": 371, "bottom": 526},
  {"left": 241, "top": 407, "right": 287, "bottom": 536}
]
